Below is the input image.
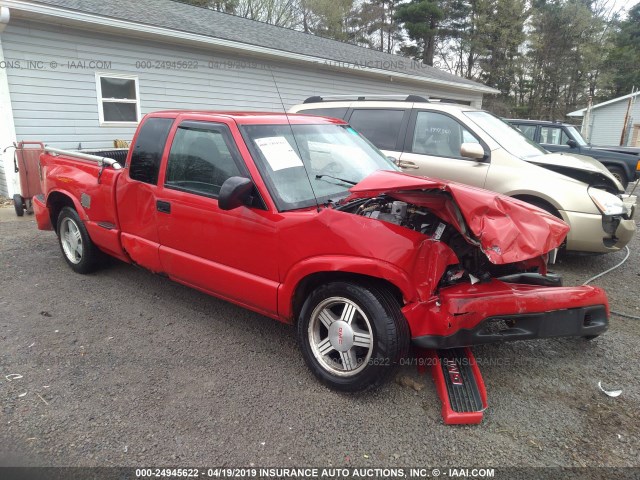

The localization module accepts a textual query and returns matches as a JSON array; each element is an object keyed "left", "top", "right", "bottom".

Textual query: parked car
[
  {"left": 34, "top": 111, "right": 608, "bottom": 397},
  {"left": 290, "top": 96, "right": 636, "bottom": 254},
  {"left": 507, "top": 118, "right": 640, "bottom": 189}
]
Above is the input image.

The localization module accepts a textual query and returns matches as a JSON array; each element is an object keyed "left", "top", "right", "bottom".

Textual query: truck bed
[
  {"left": 36, "top": 147, "right": 128, "bottom": 260},
  {"left": 80, "top": 148, "right": 129, "bottom": 166}
]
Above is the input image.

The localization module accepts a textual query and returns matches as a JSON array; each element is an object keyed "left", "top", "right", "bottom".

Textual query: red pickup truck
[{"left": 33, "top": 111, "right": 608, "bottom": 397}]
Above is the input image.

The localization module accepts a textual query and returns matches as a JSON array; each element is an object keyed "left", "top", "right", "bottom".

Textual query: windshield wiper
[{"left": 315, "top": 174, "right": 357, "bottom": 186}]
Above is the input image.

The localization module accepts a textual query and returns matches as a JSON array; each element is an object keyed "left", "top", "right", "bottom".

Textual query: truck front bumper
[
  {"left": 412, "top": 304, "right": 607, "bottom": 348},
  {"left": 402, "top": 279, "right": 609, "bottom": 348}
]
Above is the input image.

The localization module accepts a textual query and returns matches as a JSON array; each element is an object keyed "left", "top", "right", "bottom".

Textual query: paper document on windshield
[{"left": 255, "top": 137, "right": 304, "bottom": 171}]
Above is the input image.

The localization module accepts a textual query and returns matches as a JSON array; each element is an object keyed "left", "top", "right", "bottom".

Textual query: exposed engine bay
[
  {"left": 337, "top": 195, "right": 543, "bottom": 289},
  {"left": 355, "top": 197, "right": 448, "bottom": 237}
]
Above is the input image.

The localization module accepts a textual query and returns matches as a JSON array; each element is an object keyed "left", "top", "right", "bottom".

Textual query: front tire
[
  {"left": 56, "top": 206, "right": 101, "bottom": 274},
  {"left": 297, "top": 281, "right": 410, "bottom": 392}
]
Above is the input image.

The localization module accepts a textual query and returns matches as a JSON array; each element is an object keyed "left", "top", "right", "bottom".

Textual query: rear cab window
[{"left": 128, "top": 117, "right": 174, "bottom": 184}]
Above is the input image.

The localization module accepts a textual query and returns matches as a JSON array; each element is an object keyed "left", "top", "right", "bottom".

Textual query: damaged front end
[
  {"left": 528, "top": 152, "right": 625, "bottom": 194},
  {"left": 337, "top": 170, "right": 609, "bottom": 347},
  {"left": 340, "top": 170, "right": 568, "bottom": 271}
]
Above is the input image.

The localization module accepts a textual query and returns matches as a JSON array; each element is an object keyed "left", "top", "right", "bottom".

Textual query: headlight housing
[{"left": 588, "top": 187, "right": 627, "bottom": 216}]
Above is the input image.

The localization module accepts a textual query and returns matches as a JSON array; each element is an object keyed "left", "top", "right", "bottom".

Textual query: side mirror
[
  {"left": 218, "top": 176, "right": 254, "bottom": 210},
  {"left": 567, "top": 139, "right": 577, "bottom": 148},
  {"left": 387, "top": 156, "right": 398, "bottom": 164},
  {"left": 460, "top": 143, "right": 486, "bottom": 161}
]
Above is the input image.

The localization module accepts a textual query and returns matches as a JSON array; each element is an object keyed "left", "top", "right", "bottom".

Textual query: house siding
[
  {"left": 585, "top": 97, "right": 640, "bottom": 146},
  {"left": 0, "top": 30, "right": 15, "bottom": 199},
  {"left": 0, "top": 162, "right": 7, "bottom": 198},
  {"left": 2, "top": 19, "right": 482, "bottom": 155}
]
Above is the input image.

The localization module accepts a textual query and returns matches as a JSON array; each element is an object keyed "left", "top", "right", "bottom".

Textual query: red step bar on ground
[{"left": 416, "top": 347, "right": 488, "bottom": 425}]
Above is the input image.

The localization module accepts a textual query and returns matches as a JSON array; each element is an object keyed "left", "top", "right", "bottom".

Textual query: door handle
[
  {"left": 397, "top": 160, "right": 419, "bottom": 169},
  {"left": 156, "top": 200, "right": 171, "bottom": 214}
]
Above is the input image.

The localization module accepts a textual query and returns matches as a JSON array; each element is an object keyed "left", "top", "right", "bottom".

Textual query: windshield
[
  {"left": 241, "top": 124, "right": 398, "bottom": 211},
  {"left": 566, "top": 125, "right": 588, "bottom": 146},
  {"left": 464, "top": 111, "right": 548, "bottom": 159}
]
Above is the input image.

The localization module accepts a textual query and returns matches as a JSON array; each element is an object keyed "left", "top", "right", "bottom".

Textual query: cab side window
[
  {"left": 411, "top": 111, "right": 479, "bottom": 158},
  {"left": 348, "top": 109, "right": 405, "bottom": 150},
  {"left": 540, "top": 126, "right": 570, "bottom": 145},
  {"left": 165, "top": 124, "right": 242, "bottom": 197}
]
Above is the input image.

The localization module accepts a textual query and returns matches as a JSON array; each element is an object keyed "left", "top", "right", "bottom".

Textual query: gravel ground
[{"left": 0, "top": 205, "right": 638, "bottom": 470}]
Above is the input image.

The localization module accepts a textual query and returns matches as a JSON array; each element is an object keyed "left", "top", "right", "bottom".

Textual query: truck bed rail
[{"left": 44, "top": 146, "right": 123, "bottom": 169}]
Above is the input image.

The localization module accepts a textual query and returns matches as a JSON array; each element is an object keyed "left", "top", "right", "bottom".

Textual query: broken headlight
[{"left": 588, "top": 187, "right": 627, "bottom": 216}]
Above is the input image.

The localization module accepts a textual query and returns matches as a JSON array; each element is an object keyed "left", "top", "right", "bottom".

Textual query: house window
[{"left": 96, "top": 74, "right": 140, "bottom": 125}]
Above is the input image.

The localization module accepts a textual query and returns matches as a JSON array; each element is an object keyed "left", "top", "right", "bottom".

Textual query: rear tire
[
  {"left": 56, "top": 206, "right": 101, "bottom": 274},
  {"left": 297, "top": 281, "right": 410, "bottom": 392},
  {"left": 13, "top": 194, "right": 24, "bottom": 217},
  {"left": 607, "top": 167, "right": 628, "bottom": 190}
]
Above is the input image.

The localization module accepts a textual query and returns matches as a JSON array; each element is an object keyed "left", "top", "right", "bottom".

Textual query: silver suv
[{"left": 290, "top": 96, "right": 636, "bottom": 254}]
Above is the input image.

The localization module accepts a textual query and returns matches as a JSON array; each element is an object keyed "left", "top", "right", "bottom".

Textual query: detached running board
[{"left": 417, "top": 347, "right": 488, "bottom": 425}]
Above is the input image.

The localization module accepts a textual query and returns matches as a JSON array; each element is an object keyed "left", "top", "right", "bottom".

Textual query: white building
[{"left": 568, "top": 91, "right": 640, "bottom": 147}]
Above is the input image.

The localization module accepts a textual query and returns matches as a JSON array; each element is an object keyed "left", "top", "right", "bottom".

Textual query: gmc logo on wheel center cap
[{"left": 338, "top": 327, "right": 343, "bottom": 345}]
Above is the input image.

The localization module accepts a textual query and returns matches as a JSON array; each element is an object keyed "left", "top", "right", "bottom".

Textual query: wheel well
[
  {"left": 47, "top": 192, "right": 76, "bottom": 233},
  {"left": 604, "top": 164, "right": 626, "bottom": 173},
  {"left": 291, "top": 272, "right": 404, "bottom": 323},
  {"left": 511, "top": 195, "right": 561, "bottom": 219},
  {"left": 606, "top": 165, "right": 628, "bottom": 181}
]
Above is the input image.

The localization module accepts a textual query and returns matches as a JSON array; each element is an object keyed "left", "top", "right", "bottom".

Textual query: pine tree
[
  {"left": 394, "top": 0, "right": 446, "bottom": 66},
  {"left": 603, "top": 2, "right": 640, "bottom": 97}
]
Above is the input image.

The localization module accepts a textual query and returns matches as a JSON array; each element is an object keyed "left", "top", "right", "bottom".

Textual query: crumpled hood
[
  {"left": 527, "top": 153, "right": 623, "bottom": 193},
  {"left": 346, "top": 170, "right": 569, "bottom": 265},
  {"left": 530, "top": 152, "right": 605, "bottom": 173}
]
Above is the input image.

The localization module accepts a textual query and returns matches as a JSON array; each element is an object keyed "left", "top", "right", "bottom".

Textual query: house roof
[
  {"left": 567, "top": 91, "right": 640, "bottom": 117},
  {"left": 4, "top": 0, "right": 498, "bottom": 94}
]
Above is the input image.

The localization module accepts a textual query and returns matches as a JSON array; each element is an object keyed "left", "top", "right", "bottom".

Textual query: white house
[
  {"left": 0, "top": 0, "right": 498, "bottom": 198},
  {"left": 568, "top": 91, "right": 640, "bottom": 147}
]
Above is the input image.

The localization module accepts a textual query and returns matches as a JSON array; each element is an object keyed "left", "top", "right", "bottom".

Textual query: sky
[{"left": 611, "top": 0, "right": 636, "bottom": 17}]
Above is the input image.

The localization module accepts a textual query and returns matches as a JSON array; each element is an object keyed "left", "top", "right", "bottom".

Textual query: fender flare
[
  {"left": 277, "top": 255, "right": 418, "bottom": 320},
  {"left": 46, "top": 188, "right": 89, "bottom": 224}
]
